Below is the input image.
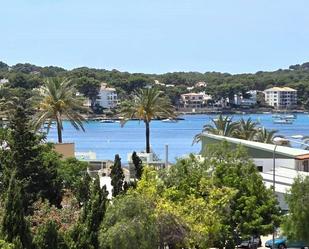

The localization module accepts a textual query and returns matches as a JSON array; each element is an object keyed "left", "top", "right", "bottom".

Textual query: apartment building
[
  {"left": 180, "top": 92, "right": 212, "bottom": 108},
  {"left": 264, "top": 87, "right": 297, "bottom": 109},
  {"left": 96, "top": 83, "right": 118, "bottom": 109}
]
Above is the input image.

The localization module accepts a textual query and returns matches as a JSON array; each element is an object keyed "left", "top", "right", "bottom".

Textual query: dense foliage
[
  {"left": 282, "top": 176, "right": 309, "bottom": 243},
  {"left": 2, "top": 60, "right": 309, "bottom": 109},
  {"left": 0, "top": 104, "right": 62, "bottom": 212},
  {"left": 1, "top": 173, "right": 32, "bottom": 249},
  {"left": 100, "top": 145, "right": 280, "bottom": 249}
]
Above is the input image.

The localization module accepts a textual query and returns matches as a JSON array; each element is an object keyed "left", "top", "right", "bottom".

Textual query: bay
[{"left": 47, "top": 114, "right": 309, "bottom": 163}]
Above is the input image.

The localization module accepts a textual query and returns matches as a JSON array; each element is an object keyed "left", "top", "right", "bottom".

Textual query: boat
[
  {"left": 161, "top": 118, "right": 178, "bottom": 123},
  {"left": 282, "top": 114, "right": 296, "bottom": 119},
  {"left": 100, "top": 119, "right": 115, "bottom": 123},
  {"left": 273, "top": 119, "right": 294, "bottom": 124},
  {"left": 272, "top": 114, "right": 282, "bottom": 118}
]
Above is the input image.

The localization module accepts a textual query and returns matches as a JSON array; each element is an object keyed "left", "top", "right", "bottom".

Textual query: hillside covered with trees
[{"left": 1, "top": 61, "right": 309, "bottom": 107}]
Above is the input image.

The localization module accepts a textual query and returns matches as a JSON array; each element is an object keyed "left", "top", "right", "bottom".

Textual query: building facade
[
  {"left": 180, "top": 92, "right": 212, "bottom": 109},
  {"left": 264, "top": 87, "right": 297, "bottom": 109},
  {"left": 234, "top": 90, "right": 258, "bottom": 106},
  {"left": 96, "top": 83, "right": 118, "bottom": 109}
]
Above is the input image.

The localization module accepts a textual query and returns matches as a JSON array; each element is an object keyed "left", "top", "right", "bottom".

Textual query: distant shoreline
[{"left": 83, "top": 108, "right": 307, "bottom": 121}]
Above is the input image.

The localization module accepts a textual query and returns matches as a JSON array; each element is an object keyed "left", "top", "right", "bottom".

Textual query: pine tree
[
  {"left": 34, "top": 220, "right": 68, "bottom": 249},
  {"left": 74, "top": 173, "right": 92, "bottom": 207},
  {"left": 1, "top": 172, "right": 32, "bottom": 249},
  {"left": 132, "top": 151, "right": 143, "bottom": 180},
  {"left": 110, "top": 154, "right": 124, "bottom": 197},
  {"left": 84, "top": 177, "right": 109, "bottom": 249},
  {"left": 1, "top": 105, "right": 62, "bottom": 213},
  {"left": 69, "top": 177, "right": 109, "bottom": 249}
]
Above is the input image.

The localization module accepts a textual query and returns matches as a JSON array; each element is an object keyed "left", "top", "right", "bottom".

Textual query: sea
[{"left": 46, "top": 114, "right": 309, "bottom": 163}]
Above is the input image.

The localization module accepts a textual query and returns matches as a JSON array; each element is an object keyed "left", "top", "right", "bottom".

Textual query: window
[
  {"left": 304, "top": 160, "right": 309, "bottom": 172},
  {"left": 257, "top": 166, "right": 263, "bottom": 172}
]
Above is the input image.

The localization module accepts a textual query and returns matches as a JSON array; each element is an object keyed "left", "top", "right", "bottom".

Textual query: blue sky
[{"left": 1, "top": 0, "right": 309, "bottom": 74}]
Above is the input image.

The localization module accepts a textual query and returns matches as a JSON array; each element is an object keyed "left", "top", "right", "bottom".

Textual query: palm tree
[
  {"left": 33, "top": 78, "right": 87, "bottom": 143},
  {"left": 233, "top": 118, "right": 258, "bottom": 140},
  {"left": 253, "top": 127, "right": 278, "bottom": 144},
  {"left": 194, "top": 115, "right": 237, "bottom": 143},
  {"left": 119, "top": 88, "right": 175, "bottom": 153}
]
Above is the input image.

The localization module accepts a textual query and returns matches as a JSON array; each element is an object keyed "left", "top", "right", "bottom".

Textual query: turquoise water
[{"left": 47, "top": 114, "right": 309, "bottom": 163}]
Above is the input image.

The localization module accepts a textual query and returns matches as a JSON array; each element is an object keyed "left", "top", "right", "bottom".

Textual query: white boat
[
  {"left": 161, "top": 118, "right": 178, "bottom": 123},
  {"left": 100, "top": 120, "right": 115, "bottom": 123},
  {"left": 273, "top": 119, "right": 294, "bottom": 124},
  {"left": 282, "top": 114, "right": 296, "bottom": 119}
]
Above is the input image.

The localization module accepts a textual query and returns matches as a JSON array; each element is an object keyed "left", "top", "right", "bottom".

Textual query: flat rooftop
[{"left": 261, "top": 167, "right": 309, "bottom": 194}]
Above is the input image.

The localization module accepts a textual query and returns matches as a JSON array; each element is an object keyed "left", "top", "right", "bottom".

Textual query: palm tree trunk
[
  {"left": 145, "top": 121, "right": 150, "bottom": 153},
  {"left": 56, "top": 119, "right": 62, "bottom": 143}
]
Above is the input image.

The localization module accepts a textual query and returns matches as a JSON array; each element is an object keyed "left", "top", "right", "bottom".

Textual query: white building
[
  {"left": 95, "top": 83, "right": 118, "bottom": 109},
  {"left": 264, "top": 87, "right": 297, "bottom": 109},
  {"left": 127, "top": 152, "right": 165, "bottom": 179},
  {"left": 200, "top": 133, "right": 309, "bottom": 210},
  {"left": 0, "top": 78, "right": 9, "bottom": 84},
  {"left": 234, "top": 90, "right": 258, "bottom": 106},
  {"left": 0, "top": 78, "right": 9, "bottom": 88},
  {"left": 77, "top": 151, "right": 130, "bottom": 198},
  {"left": 195, "top": 81, "right": 207, "bottom": 88},
  {"left": 180, "top": 92, "right": 212, "bottom": 109}
]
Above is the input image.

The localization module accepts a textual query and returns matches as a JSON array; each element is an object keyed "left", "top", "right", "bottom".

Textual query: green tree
[
  {"left": 120, "top": 88, "right": 175, "bottom": 153},
  {"left": 99, "top": 193, "right": 158, "bottom": 249},
  {"left": 33, "top": 78, "right": 87, "bottom": 143},
  {"left": 207, "top": 143, "right": 281, "bottom": 249},
  {"left": 33, "top": 220, "right": 68, "bottom": 249},
  {"left": 1, "top": 105, "right": 62, "bottom": 211},
  {"left": 254, "top": 127, "right": 278, "bottom": 143},
  {"left": 160, "top": 157, "right": 235, "bottom": 248},
  {"left": 1, "top": 173, "right": 32, "bottom": 249},
  {"left": 57, "top": 157, "right": 88, "bottom": 191},
  {"left": 233, "top": 118, "right": 258, "bottom": 140},
  {"left": 132, "top": 151, "right": 143, "bottom": 180},
  {"left": 69, "top": 177, "right": 109, "bottom": 249},
  {"left": 110, "top": 154, "right": 124, "bottom": 197},
  {"left": 0, "top": 61, "right": 9, "bottom": 71},
  {"left": 74, "top": 76, "right": 100, "bottom": 108},
  {"left": 8, "top": 73, "right": 41, "bottom": 89},
  {"left": 194, "top": 115, "right": 237, "bottom": 143},
  {"left": 282, "top": 176, "right": 309, "bottom": 243},
  {"left": 74, "top": 173, "right": 92, "bottom": 206}
]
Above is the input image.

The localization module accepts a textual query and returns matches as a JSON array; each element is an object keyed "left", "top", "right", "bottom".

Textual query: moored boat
[
  {"left": 161, "top": 118, "right": 178, "bottom": 123},
  {"left": 273, "top": 118, "right": 294, "bottom": 124},
  {"left": 100, "top": 119, "right": 115, "bottom": 123}
]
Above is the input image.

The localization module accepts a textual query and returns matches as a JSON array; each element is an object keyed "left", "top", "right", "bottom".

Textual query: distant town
[{"left": 1, "top": 61, "right": 308, "bottom": 120}]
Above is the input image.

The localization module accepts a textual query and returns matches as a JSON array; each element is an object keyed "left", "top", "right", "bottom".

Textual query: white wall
[
  {"left": 100, "top": 176, "right": 113, "bottom": 199},
  {"left": 253, "top": 158, "right": 295, "bottom": 172},
  {"left": 97, "top": 90, "right": 118, "bottom": 108}
]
